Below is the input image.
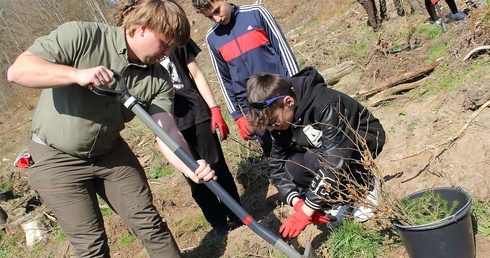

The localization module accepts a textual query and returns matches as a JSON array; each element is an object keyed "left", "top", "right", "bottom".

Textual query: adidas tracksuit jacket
[{"left": 205, "top": 4, "right": 299, "bottom": 120}]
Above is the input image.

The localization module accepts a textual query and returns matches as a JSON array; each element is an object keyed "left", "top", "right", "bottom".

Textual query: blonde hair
[{"left": 113, "top": 0, "right": 190, "bottom": 47}]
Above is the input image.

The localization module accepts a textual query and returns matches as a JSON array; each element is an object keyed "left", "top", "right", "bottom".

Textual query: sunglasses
[{"left": 248, "top": 95, "right": 287, "bottom": 110}]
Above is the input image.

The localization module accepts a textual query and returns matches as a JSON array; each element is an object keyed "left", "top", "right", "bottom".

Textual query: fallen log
[
  {"left": 368, "top": 78, "right": 426, "bottom": 106},
  {"left": 320, "top": 60, "right": 356, "bottom": 86},
  {"left": 357, "top": 60, "right": 441, "bottom": 99}
]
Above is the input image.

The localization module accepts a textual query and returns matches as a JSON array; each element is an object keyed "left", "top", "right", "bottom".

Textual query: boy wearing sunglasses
[{"left": 246, "top": 67, "right": 386, "bottom": 238}]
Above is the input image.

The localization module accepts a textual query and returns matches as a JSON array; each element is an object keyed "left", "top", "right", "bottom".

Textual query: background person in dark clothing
[
  {"left": 425, "top": 0, "right": 466, "bottom": 23},
  {"left": 357, "top": 0, "right": 386, "bottom": 31}
]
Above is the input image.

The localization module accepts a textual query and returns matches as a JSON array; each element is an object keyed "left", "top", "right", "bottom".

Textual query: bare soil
[{"left": 1, "top": 0, "right": 489, "bottom": 257}]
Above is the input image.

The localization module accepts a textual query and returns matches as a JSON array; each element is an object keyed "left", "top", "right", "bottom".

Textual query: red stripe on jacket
[{"left": 218, "top": 28, "right": 269, "bottom": 62}]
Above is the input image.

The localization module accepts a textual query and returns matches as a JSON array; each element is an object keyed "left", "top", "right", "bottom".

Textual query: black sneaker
[
  {"left": 228, "top": 219, "right": 244, "bottom": 230},
  {"left": 213, "top": 225, "right": 230, "bottom": 240},
  {"left": 325, "top": 203, "right": 353, "bottom": 229}
]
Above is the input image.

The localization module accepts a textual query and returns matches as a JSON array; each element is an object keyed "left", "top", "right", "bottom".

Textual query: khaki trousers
[{"left": 28, "top": 138, "right": 181, "bottom": 258}]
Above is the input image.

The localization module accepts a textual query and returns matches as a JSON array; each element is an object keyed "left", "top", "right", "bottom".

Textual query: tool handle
[
  {"left": 128, "top": 102, "right": 302, "bottom": 258},
  {"left": 88, "top": 70, "right": 306, "bottom": 258}
]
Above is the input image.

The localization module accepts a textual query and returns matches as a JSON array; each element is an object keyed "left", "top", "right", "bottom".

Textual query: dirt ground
[{"left": 1, "top": 0, "right": 490, "bottom": 257}]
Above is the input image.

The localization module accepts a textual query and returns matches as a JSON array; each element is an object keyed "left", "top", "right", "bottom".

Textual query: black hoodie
[{"left": 269, "top": 67, "right": 386, "bottom": 210}]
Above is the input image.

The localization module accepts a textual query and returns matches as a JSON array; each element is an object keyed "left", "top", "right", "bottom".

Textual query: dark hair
[
  {"left": 113, "top": 0, "right": 190, "bottom": 47},
  {"left": 191, "top": 0, "right": 215, "bottom": 13},
  {"left": 246, "top": 73, "right": 295, "bottom": 131}
]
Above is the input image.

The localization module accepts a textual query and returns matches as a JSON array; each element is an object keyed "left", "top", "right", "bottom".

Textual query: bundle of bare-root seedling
[{"left": 280, "top": 110, "right": 419, "bottom": 232}]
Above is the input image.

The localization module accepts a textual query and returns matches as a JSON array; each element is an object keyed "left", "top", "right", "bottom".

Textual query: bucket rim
[
  {"left": 393, "top": 186, "right": 472, "bottom": 230},
  {"left": 0, "top": 188, "right": 13, "bottom": 194}
]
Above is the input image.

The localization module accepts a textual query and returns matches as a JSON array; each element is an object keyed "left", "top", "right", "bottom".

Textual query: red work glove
[
  {"left": 235, "top": 116, "right": 253, "bottom": 140},
  {"left": 279, "top": 208, "right": 312, "bottom": 238},
  {"left": 294, "top": 199, "right": 332, "bottom": 225},
  {"left": 210, "top": 106, "right": 229, "bottom": 140},
  {"left": 14, "top": 152, "right": 34, "bottom": 168}
]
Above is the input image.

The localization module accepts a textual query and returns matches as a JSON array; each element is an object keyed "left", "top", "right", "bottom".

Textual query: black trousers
[
  {"left": 425, "top": 0, "right": 458, "bottom": 21},
  {"left": 284, "top": 150, "right": 373, "bottom": 205},
  {"left": 180, "top": 120, "right": 242, "bottom": 229},
  {"left": 256, "top": 129, "right": 272, "bottom": 157}
]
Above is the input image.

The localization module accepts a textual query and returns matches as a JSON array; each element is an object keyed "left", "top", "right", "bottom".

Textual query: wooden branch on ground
[
  {"left": 396, "top": 99, "right": 490, "bottom": 182},
  {"left": 463, "top": 45, "right": 490, "bottom": 62},
  {"left": 320, "top": 60, "right": 356, "bottom": 86},
  {"left": 397, "top": 99, "right": 490, "bottom": 160},
  {"left": 357, "top": 60, "right": 441, "bottom": 99},
  {"left": 368, "top": 79, "right": 426, "bottom": 106}
]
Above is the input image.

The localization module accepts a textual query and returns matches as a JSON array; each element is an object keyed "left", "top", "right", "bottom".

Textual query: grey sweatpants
[{"left": 28, "top": 139, "right": 181, "bottom": 258}]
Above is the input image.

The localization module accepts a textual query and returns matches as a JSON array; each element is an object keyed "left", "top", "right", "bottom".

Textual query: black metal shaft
[{"left": 123, "top": 96, "right": 304, "bottom": 258}]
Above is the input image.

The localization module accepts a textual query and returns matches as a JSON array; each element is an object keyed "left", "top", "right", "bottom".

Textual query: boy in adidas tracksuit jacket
[{"left": 192, "top": 0, "right": 299, "bottom": 156}]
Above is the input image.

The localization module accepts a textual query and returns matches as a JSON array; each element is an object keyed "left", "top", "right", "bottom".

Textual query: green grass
[
  {"left": 97, "top": 196, "right": 113, "bottom": 217},
  {"left": 25, "top": 242, "right": 49, "bottom": 258},
  {"left": 325, "top": 220, "right": 385, "bottom": 258},
  {"left": 347, "top": 41, "right": 369, "bottom": 63},
  {"left": 123, "top": 120, "right": 150, "bottom": 142},
  {"left": 426, "top": 40, "right": 452, "bottom": 64},
  {"left": 0, "top": 230, "right": 22, "bottom": 258},
  {"left": 421, "top": 64, "right": 468, "bottom": 97},
  {"left": 406, "top": 122, "right": 417, "bottom": 134},
  {"left": 463, "top": 57, "right": 490, "bottom": 83},
  {"left": 117, "top": 234, "right": 136, "bottom": 249},
  {"left": 389, "top": 125, "right": 396, "bottom": 133},
  {"left": 413, "top": 23, "right": 444, "bottom": 41},
  {"left": 148, "top": 165, "right": 174, "bottom": 179},
  {"left": 0, "top": 178, "right": 12, "bottom": 193},
  {"left": 172, "top": 214, "right": 210, "bottom": 238},
  {"left": 472, "top": 197, "right": 490, "bottom": 236},
  {"left": 342, "top": 26, "right": 379, "bottom": 64},
  {"left": 410, "top": 57, "right": 489, "bottom": 99},
  {"left": 51, "top": 226, "right": 66, "bottom": 243}
]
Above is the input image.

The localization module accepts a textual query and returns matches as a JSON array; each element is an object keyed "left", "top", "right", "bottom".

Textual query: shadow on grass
[
  {"left": 235, "top": 156, "right": 280, "bottom": 219},
  {"left": 182, "top": 231, "right": 228, "bottom": 258}
]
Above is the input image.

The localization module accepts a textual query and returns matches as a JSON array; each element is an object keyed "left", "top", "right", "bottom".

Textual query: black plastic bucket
[{"left": 393, "top": 187, "right": 475, "bottom": 258}]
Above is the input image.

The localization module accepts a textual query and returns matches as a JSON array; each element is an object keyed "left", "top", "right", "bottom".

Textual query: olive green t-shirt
[{"left": 28, "top": 21, "right": 174, "bottom": 158}]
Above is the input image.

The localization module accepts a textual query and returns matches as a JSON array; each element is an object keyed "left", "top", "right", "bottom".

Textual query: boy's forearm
[
  {"left": 187, "top": 59, "right": 219, "bottom": 108},
  {"left": 151, "top": 112, "right": 193, "bottom": 175}
]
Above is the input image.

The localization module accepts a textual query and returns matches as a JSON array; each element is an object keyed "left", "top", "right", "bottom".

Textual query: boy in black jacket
[
  {"left": 161, "top": 38, "right": 242, "bottom": 238},
  {"left": 246, "top": 67, "right": 386, "bottom": 238}
]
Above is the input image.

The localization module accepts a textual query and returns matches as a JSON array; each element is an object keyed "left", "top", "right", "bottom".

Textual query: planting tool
[
  {"left": 431, "top": 0, "right": 447, "bottom": 32},
  {"left": 88, "top": 70, "right": 318, "bottom": 258}
]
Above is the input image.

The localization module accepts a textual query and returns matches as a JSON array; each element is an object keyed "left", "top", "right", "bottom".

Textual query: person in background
[
  {"left": 160, "top": 38, "right": 243, "bottom": 239},
  {"left": 6, "top": 0, "right": 216, "bottom": 257},
  {"left": 424, "top": 0, "right": 466, "bottom": 23},
  {"left": 357, "top": 0, "right": 386, "bottom": 32},
  {"left": 246, "top": 67, "right": 386, "bottom": 238},
  {"left": 191, "top": 0, "right": 299, "bottom": 157},
  {"left": 393, "top": 0, "right": 424, "bottom": 16}
]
